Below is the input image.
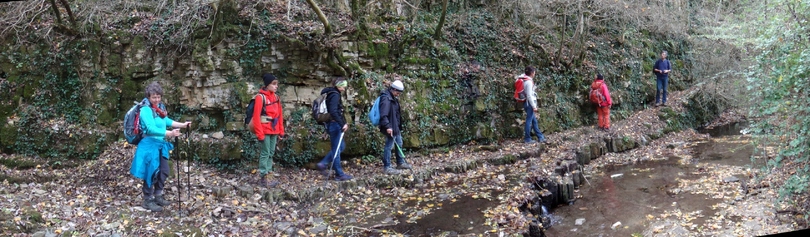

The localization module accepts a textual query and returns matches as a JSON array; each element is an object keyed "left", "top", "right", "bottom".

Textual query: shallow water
[
  {"left": 348, "top": 123, "right": 759, "bottom": 236},
  {"left": 544, "top": 123, "right": 759, "bottom": 236},
  {"left": 543, "top": 156, "right": 718, "bottom": 236},
  {"left": 388, "top": 192, "right": 501, "bottom": 236}
]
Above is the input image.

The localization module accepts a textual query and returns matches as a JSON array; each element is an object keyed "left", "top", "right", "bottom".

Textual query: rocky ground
[{"left": 0, "top": 88, "right": 803, "bottom": 236}]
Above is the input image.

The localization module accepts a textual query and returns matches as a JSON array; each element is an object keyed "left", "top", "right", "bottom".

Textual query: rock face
[
  {"left": 0, "top": 32, "right": 507, "bottom": 161},
  {"left": 0, "top": 2, "right": 696, "bottom": 164}
]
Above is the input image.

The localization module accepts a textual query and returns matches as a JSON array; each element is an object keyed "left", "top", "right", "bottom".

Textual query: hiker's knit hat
[
  {"left": 597, "top": 74, "right": 603, "bottom": 80},
  {"left": 262, "top": 73, "right": 277, "bottom": 87},
  {"left": 391, "top": 80, "right": 404, "bottom": 92}
]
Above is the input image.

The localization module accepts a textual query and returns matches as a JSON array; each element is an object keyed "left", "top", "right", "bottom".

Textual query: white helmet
[{"left": 391, "top": 80, "right": 405, "bottom": 92}]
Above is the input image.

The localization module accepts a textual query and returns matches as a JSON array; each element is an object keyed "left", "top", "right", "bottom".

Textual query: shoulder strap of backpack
[
  {"left": 322, "top": 90, "right": 338, "bottom": 97},
  {"left": 592, "top": 81, "right": 601, "bottom": 89}
]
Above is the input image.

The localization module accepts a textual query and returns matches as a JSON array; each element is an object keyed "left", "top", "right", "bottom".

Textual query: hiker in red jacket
[
  {"left": 592, "top": 74, "right": 613, "bottom": 131},
  {"left": 252, "top": 73, "right": 285, "bottom": 188}
]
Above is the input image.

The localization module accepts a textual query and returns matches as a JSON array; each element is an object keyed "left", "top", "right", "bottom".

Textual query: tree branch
[
  {"left": 433, "top": 0, "right": 449, "bottom": 40},
  {"left": 305, "top": 0, "right": 331, "bottom": 35},
  {"left": 49, "top": 0, "right": 62, "bottom": 25},
  {"left": 57, "top": 0, "right": 77, "bottom": 27}
]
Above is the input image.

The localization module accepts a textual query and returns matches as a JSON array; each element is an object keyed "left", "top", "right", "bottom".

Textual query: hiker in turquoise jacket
[{"left": 130, "top": 82, "right": 191, "bottom": 212}]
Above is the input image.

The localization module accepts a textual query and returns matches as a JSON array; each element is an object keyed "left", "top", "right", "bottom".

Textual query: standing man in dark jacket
[
  {"left": 653, "top": 50, "right": 673, "bottom": 107},
  {"left": 316, "top": 78, "right": 353, "bottom": 181},
  {"left": 379, "top": 80, "right": 411, "bottom": 175}
]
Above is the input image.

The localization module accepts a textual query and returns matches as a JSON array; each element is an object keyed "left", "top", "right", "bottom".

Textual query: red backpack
[
  {"left": 514, "top": 77, "right": 527, "bottom": 102},
  {"left": 589, "top": 81, "right": 606, "bottom": 106}
]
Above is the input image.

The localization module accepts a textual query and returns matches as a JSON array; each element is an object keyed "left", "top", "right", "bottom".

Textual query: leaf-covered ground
[{"left": 0, "top": 88, "right": 800, "bottom": 236}]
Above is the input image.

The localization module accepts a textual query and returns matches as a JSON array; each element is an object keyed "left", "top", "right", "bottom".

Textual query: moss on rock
[{"left": 0, "top": 124, "right": 17, "bottom": 153}]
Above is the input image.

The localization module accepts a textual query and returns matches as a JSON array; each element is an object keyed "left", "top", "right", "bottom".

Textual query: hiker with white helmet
[{"left": 378, "top": 79, "right": 412, "bottom": 174}]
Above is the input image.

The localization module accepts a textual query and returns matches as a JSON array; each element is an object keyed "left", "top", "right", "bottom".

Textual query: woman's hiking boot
[
  {"left": 335, "top": 174, "right": 353, "bottom": 181},
  {"left": 142, "top": 197, "right": 163, "bottom": 212},
  {"left": 384, "top": 167, "right": 401, "bottom": 175},
  {"left": 154, "top": 194, "right": 172, "bottom": 206},
  {"left": 396, "top": 162, "right": 412, "bottom": 170},
  {"left": 259, "top": 174, "right": 279, "bottom": 188}
]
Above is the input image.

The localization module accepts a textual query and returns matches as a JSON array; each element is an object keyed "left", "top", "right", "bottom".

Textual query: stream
[
  {"left": 544, "top": 122, "right": 761, "bottom": 236},
  {"left": 311, "top": 122, "right": 774, "bottom": 236}
]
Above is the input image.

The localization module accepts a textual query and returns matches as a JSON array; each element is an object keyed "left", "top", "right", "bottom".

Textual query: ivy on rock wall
[
  {"left": 0, "top": 0, "right": 709, "bottom": 169},
  {"left": 0, "top": 41, "right": 118, "bottom": 159}
]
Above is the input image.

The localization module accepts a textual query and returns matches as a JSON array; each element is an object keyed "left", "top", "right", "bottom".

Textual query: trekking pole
[
  {"left": 185, "top": 122, "right": 191, "bottom": 210},
  {"left": 394, "top": 141, "right": 406, "bottom": 160},
  {"left": 389, "top": 133, "right": 406, "bottom": 161},
  {"left": 327, "top": 132, "right": 345, "bottom": 179},
  {"left": 174, "top": 131, "right": 181, "bottom": 216}
]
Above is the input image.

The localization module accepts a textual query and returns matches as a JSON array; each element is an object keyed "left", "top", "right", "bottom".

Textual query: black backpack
[
  {"left": 123, "top": 99, "right": 148, "bottom": 145},
  {"left": 244, "top": 94, "right": 267, "bottom": 125}
]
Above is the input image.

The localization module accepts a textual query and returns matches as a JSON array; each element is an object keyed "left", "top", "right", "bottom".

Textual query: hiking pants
[
  {"left": 382, "top": 133, "right": 405, "bottom": 169},
  {"left": 318, "top": 122, "right": 346, "bottom": 177},
  {"left": 142, "top": 156, "right": 169, "bottom": 199},
  {"left": 259, "top": 135, "right": 278, "bottom": 176},
  {"left": 524, "top": 102, "right": 546, "bottom": 142},
  {"left": 656, "top": 76, "right": 669, "bottom": 104},
  {"left": 597, "top": 106, "right": 611, "bottom": 129}
]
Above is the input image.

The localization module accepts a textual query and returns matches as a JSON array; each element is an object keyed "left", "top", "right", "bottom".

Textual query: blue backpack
[{"left": 369, "top": 96, "right": 382, "bottom": 126}]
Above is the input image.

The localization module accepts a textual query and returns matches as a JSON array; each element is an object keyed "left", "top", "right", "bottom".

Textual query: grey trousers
[{"left": 142, "top": 156, "right": 169, "bottom": 199}]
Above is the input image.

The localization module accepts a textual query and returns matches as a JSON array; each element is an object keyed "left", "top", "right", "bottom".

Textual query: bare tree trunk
[
  {"left": 287, "top": 0, "right": 292, "bottom": 21},
  {"left": 573, "top": 0, "right": 586, "bottom": 64},
  {"left": 556, "top": 3, "right": 568, "bottom": 66},
  {"left": 49, "top": 0, "right": 62, "bottom": 25},
  {"left": 578, "top": 12, "right": 588, "bottom": 62},
  {"left": 305, "top": 0, "right": 332, "bottom": 35},
  {"left": 409, "top": 0, "right": 422, "bottom": 23},
  {"left": 57, "top": 0, "right": 77, "bottom": 27},
  {"left": 433, "top": 0, "right": 449, "bottom": 40}
]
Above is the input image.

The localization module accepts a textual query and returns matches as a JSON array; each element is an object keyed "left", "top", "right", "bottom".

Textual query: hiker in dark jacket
[
  {"left": 653, "top": 50, "right": 673, "bottom": 107},
  {"left": 316, "top": 77, "right": 353, "bottom": 181},
  {"left": 130, "top": 81, "right": 190, "bottom": 212},
  {"left": 379, "top": 80, "right": 411, "bottom": 175}
]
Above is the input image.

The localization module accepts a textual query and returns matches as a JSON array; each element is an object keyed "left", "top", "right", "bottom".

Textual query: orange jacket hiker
[
  {"left": 592, "top": 74, "right": 612, "bottom": 129},
  {"left": 252, "top": 89, "right": 285, "bottom": 140}
]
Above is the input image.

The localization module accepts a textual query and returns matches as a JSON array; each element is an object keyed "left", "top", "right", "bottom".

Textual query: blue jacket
[
  {"left": 139, "top": 99, "right": 175, "bottom": 140},
  {"left": 130, "top": 98, "right": 176, "bottom": 187},
  {"left": 130, "top": 137, "right": 173, "bottom": 187},
  {"left": 653, "top": 59, "right": 672, "bottom": 80}
]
